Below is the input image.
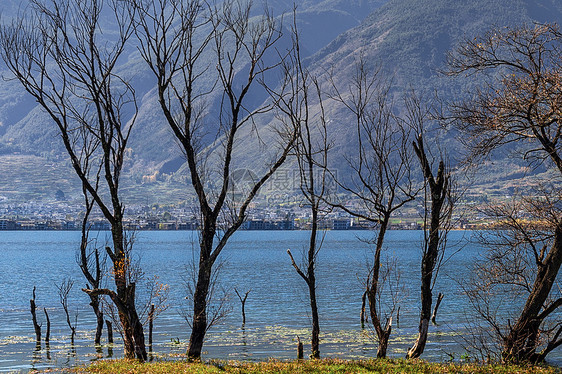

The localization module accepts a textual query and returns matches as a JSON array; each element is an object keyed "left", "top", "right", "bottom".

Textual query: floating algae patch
[
  {"left": 191, "top": 326, "right": 384, "bottom": 360},
  {"left": 0, "top": 335, "right": 36, "bottom": 346}
]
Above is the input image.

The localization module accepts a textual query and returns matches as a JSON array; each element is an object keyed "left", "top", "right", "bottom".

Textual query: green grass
[{"left": 72, "top": 358, "right": 561, "bottom": 374}]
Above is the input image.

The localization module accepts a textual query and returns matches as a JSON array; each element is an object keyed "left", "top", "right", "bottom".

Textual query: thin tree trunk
[
  {"left": 30, "top": 287, "right": 41, "bottom": 344},
  {"left": 431, "top": 293, "right": 444, "bottom": 324},
  {"left": 106, "top": 320, "right": 113, "bottom": 344},
  {"left": 309, "top": 276, "right": 320, "bottom": 358},
  {"left": 309, "top": 208, "right": 320, "bottom": 359},
  {"left": 234, "top": 289, "right": 250, "bottom": 326},
  {"left": 43, "top": 308, "right": 50, "bottom": 344},
  {"left": 148, "top": 304, "right": 155, "bottom": 349},
  {"left": 360, "top": 290, "right": 367, "bottom": 328}
]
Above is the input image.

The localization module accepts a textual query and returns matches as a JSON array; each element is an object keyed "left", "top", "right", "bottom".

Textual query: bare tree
[
  {"left": 30, "top": 287, "right": 41, "bottom": 346},
  {"left": 446, "top": 23, "right": 562, "bottom": 363},
  {"left": 234, "top": 288, "right": 250, "bottom": 325},
  {"left": 57, "top": 279, "right": 78, "bottom": 345},
  {"left": 132, "top": 0, "right": 297, "bottom": 359},
  {"left": 404, "top": 93, "right": 455, "bottom": 359},
  {"left": 0, "top": 0, "right": 147, "bottom": 360},
  {"left": 327, "top": 62, "right": 419, "bottom": 357},
  {"left": 274, "top": 16, "right": 329, "bottom": 358}
]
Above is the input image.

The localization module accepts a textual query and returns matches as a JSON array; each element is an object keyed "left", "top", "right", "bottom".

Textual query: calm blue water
[{"left": 0, "top": 230, "right": 558, "bottom": 372}]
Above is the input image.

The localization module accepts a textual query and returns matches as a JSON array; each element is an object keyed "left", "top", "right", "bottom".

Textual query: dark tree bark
[
  {"left": 43, "top": 308, "right": 50, "bottom": 344},
  {"left": 360, "top": 290, "right": 368, "bottom": 328},
  {"left": 106, "top": 320, "right": 114, "bottom": 344},
  {"left": 30, "top": 287, "right": 41, "bottom": 344},
  {"left": 234, "top": 288, "right": 250, "bottom": 325},
  {"left": 431, "top": 293, "right": 444, "bottom": 324},
  {"left": 406, "top": 128, "right": 453, "bottom": 359},
  {"left": 148, "top": 304, "right": 155, "bottom": 349}
]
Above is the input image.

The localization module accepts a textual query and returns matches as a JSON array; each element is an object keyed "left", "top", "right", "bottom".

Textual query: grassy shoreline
[{"left": 67, "top": 358, "right": 562, "bottom": 374}]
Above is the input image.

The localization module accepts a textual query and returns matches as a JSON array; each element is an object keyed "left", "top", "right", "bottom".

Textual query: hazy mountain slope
[
  {"left": 2, "top": 0, "right": 562, "bottom": 204},
  {"left": 311, "top": 0, "right": 562, "bottom": 92},
  {"left": 0, "top": 0, "right": 389, "bottom": 203},
  {"left": 298, "top": 0, "right": 562, "bottom": 177}
]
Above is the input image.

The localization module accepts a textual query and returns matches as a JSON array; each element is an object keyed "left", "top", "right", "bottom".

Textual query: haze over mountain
[{"left": 0, "top": 0, "right": 561, "bottom": 204}]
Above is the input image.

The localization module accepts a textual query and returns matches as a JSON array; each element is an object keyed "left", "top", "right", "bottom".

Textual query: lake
[{"left": 0, "top": 230, "right": 559, "bottom": 372}]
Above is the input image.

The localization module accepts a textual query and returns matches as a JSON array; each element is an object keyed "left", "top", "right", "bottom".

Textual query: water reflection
[{"left": 45, "top": 342, "right": 51, "bottom": 360}]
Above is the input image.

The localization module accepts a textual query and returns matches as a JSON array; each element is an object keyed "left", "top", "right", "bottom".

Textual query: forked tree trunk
[
  {"left": 376, "top": 317, "right": 392, "bottom": 358},
  {"left": 117, "top": 285, "right": 147, "bottom": 360}
]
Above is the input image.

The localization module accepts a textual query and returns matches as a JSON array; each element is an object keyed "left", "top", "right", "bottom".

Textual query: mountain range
[{"left": 0, "top": 0, "right": 561, "bottom": 205}]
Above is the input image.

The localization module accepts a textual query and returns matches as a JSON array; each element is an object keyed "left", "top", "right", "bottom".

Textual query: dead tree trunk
[
  {"left": 406, "top": 131, "right": 452, "bottom": 359},
  {"left": 325, "top": 61, "right": 417, "bottom": 359},
  {"left": 106, "top": 320, "right": 113, "bottom": 344},
  {"left": 30, "top": 287, "right": 41, "bottom": 345},
  {"left": 234, "top": 289, "right": 250, "bottom": 325},
  {"left": 288, "top": 245, "right": 321, "bottom": 359},
  {"left": 431, "top": 293, "right": 444, "bottom": 324},
  {"left": 148, "top": 304, "right": 154, "bottom": 349},
  {"left": 280, "top": 28, "right": 327, "bottom": 359},
  {"left": 43, "top": 308, "right": 50, "bottom": 344},
  {"left": 360, "top": 290, "right": 368, "bottom": 328},
  {"left": 57, "top": 279, "right": 77, "bottom": 345},
  {"left": 297, "top": 335, "right": 304, "bottom": 359},
  {"left": 91, "top": 294, "right": 104, "bottom": 345}
]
